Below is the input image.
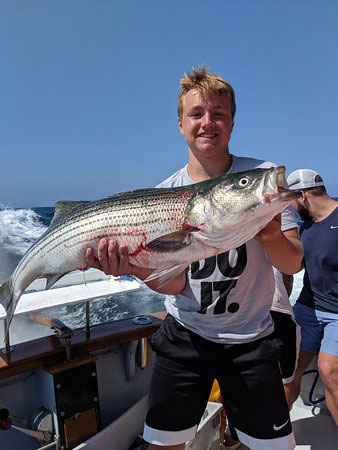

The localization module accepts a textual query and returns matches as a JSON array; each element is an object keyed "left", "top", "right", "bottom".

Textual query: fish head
[
  {"left": 189, "top": 167, "right": 301, "bottom": 234},
  {"left": 262, "top": 166, "right": 302, "bottom": 202}
]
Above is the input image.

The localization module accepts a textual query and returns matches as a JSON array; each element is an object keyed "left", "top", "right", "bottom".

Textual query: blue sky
[{"left": 0, "top": 0, "right": 337, "bottom": 207}]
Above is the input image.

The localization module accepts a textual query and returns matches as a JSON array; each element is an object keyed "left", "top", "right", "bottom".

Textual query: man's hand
[
  {"left": 254, "top": 214, "right": 283, "bottom": 243},
  {"left": 254, "top": 214, "right": 303, "bottom": 275},
  {"left": 86, "top": 239, "right": 136, "bottom": 277},
  {"left": 85, "top": 238, "right": 187, "bottom": 295}
]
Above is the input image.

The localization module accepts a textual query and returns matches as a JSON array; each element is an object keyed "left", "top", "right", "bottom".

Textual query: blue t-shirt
[{"left": 297, "top": 206, "right": 338, "bottom": 313}]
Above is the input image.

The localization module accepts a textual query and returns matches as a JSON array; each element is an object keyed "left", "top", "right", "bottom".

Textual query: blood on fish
[
  {"left": 182, "top": 221, "right": 202, "bottom": 232},
  {"left": 129, "top": 232, "right": 148, "bottom": 258}
]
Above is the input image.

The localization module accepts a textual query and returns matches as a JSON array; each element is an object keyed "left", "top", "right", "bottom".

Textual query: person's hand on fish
[
  {"left": 254, "top": 213, "right": 303, "bottom": 274},
  {"left": 86, "top": 238, "right": 149, "bottom": 278},
  {"left": 254, "top": 213, "right": 283, "bottom": 243},
  {"left": 86, "top": 239, "right": 187, "bottom": 295}
]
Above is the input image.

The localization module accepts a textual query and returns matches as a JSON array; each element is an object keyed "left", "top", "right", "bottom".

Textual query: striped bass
[{"left": 0, "top": 166, "right": 300, "bottom": 333}]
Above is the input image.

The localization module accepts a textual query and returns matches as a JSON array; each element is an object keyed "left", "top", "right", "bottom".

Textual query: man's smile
[{"left": 198, "top": 133, "right": 218, "bottom": 139}]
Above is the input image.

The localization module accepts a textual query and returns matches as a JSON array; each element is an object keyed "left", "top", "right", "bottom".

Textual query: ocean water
[{"left": 0, "top": 204, "right": 304, "bottom": 345}]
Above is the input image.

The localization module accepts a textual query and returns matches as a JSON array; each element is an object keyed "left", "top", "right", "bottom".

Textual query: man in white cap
[{"left": 285, "top": 168, "right": 338, "bottom": 425}]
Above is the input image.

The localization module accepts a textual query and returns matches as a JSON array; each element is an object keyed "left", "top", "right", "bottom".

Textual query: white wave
[{"left": 0, "top": 206, "right": 47, "bottom": 256}]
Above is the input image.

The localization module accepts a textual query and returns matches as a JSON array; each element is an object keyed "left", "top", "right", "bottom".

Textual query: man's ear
[{"left": 178, "top": 116, "right": 184, "bottom": 135}]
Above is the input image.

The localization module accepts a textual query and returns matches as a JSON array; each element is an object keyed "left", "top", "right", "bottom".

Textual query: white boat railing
[{"left": 0, "top": 269, "right": 141, "bottom": 354}]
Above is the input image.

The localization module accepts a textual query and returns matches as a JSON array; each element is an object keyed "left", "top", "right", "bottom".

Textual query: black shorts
[
  {"left": 271, "top": 310, "right": 300, "bottom": 383},
  {"left": 143, "top": 315, "right": 295, "bottom": 448}
]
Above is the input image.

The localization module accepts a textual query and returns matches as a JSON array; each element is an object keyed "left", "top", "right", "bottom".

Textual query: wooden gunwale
[{"left": 0, "top": 311, "right": 166, "bottom": 380}]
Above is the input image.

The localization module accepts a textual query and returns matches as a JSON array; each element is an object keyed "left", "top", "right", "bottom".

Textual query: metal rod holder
[
  {"left": 85, "top": 301, "right": 91, "bottom": 336},
  {"left": 36, "top": 435, "right": 60, "bottom": 450},
  {"left": 2, "top": 319, "right": 13, "bottom": 354},
  {"left": 137, "top": 337, "right": 148, "bottom": 369}
]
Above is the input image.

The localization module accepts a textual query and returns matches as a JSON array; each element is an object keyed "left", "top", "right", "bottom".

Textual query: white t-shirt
[
  {"left": 271, "top": 268, "right": 294, "bottom": 316},
  {"left": 156, "top": 155, "right": 297, "bottom": 343}
]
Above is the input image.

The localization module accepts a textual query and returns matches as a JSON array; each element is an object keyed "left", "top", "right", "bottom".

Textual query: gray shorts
[{"left": 294, "top": 302, "right": 338, "bottom": 357}]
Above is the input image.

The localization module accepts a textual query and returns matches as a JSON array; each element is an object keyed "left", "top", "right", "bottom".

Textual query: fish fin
[
  {"left": 145, "top": 230, "right": 191, "bottom": 253},
  {"left": 144, "top": 263, "right": 189, "bottom": 288},
  {"left": 45, "top": 273, "right": 68, "bottom": 290},
  {"left": 50, "top": 200, "right": 91, "bottom": 227}
]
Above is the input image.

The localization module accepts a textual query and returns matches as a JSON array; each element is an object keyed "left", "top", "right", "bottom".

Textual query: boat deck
[
  {"left": 230, "top": 401, "right": 338, "bottom": 450},
  {"left": 290, "top": 401, "right": 337, "bottom": 450}
]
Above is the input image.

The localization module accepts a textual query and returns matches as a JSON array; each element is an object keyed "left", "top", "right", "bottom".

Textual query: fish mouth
[{"left": 264, "top": 166, "right": 302, "bottom": 202}]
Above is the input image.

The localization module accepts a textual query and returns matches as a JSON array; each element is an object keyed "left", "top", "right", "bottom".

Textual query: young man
[
  {"left": 86, "top": 67, "right": 303, "bottom": 449},
  {"left": 284, "top": 169, "right": 338, "bottom": 425}
]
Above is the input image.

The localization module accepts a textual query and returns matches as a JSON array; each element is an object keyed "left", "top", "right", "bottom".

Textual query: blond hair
[{"left": 178, "top": 66, "right": 236, "bottom": 119}]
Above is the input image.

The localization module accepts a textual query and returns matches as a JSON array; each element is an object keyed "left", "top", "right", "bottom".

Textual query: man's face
[
  {"left": 178, "top": 90, "right": 234, "bottom": 159},
  {"left": 294, "top": 199, "right": 312, "bottom": 221}
]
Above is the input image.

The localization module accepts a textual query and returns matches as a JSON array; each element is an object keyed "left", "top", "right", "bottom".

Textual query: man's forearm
[{"left": 262, "top": 235, "right": 303, "bottom": 275}]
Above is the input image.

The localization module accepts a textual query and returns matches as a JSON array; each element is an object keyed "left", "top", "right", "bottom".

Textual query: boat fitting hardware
[
  {"left": 133, "top": 315, "right": 153, "bottom": 325},
  {"left": 1, "top": 344, "right": 14, "bottom": 355},
  {"left": 29, "top": 314, "right": 74, "bottom": 361},
  {"left": 2, "top": 319, "right": 14, "bottom": 354},
  {"left": 11, "top": 424, "right": 52, "bottom": 442},
  {"left": 35, "top": 438, "right": 59, "bottom": 450},
  {"left": 4, "top": 407, "right": 54, "bottom": 444},
  {"left": 80, "top": 301, "right": 93, "bottom": 336},
  {"left": 123, "top": 340, "right": 139, "bottom": 380},
  {"left": 0, "top": 408, "right": 11, "bottom": 430},
  {"left": 137, "top": 337, "right": 149, "bottom": 369}
]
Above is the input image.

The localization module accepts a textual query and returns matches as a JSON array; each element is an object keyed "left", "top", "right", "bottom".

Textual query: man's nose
[{"left": 202, "top": 113, "right": 215, "bottom": 128}]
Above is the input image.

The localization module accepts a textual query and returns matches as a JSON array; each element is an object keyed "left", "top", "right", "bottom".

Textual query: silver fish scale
[
  {"left": 13, "top": 188, "right": 196, "bottom": 281},
  {"left": 55, "top": 189, "right": 193, "bottom": 244}
]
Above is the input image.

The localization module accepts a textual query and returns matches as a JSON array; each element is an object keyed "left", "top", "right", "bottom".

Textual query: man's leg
[
  {"left": 270, "top": 310, "right": 302, "bottom": 408},
  {"left": 317, "top": 315, "right": 338, "bottom": 425},
  {"left": 144, "top": 353, "right": 213, "bottom": 448},
  {"left": 144, "top": 315, "right": 215, "bottom": 448},
  {"left": 284, "top": 350, "right": 314, "bottom": 408},
  {"left": 218, "top": 333, "right": 295, "bottom": 450},
  {"left": 285, "top": 303, "right": 323, "bottom": 408},
  {"left": 318, "top": 352, "right": 338, "bottom": 425}
]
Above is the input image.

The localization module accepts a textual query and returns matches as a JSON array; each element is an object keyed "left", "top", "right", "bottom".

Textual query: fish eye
[{"left": 238, "top": 177, "right": 249, "bottom": 187}]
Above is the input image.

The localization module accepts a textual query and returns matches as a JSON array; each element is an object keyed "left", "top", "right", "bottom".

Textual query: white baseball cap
[{"left": 287, "top": 169, "right": 324, "bottom": 190}]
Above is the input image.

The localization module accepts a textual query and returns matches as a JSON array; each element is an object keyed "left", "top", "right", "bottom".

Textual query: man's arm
[
  {"left": 255, "top": 214, "right": 303, "bottom": 275},
  {"left": 86, "top": 239, "right": 186, "bottom": 295}
]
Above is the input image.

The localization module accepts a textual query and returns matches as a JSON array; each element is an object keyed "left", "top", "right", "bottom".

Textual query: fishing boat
[{"left": 0, "top": 270, "right": 337, "bottom": 449}]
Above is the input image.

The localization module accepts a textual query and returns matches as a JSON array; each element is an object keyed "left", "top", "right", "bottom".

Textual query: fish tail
[{"left": 0, "top": 277, "right": 15, "bottom": 334}]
